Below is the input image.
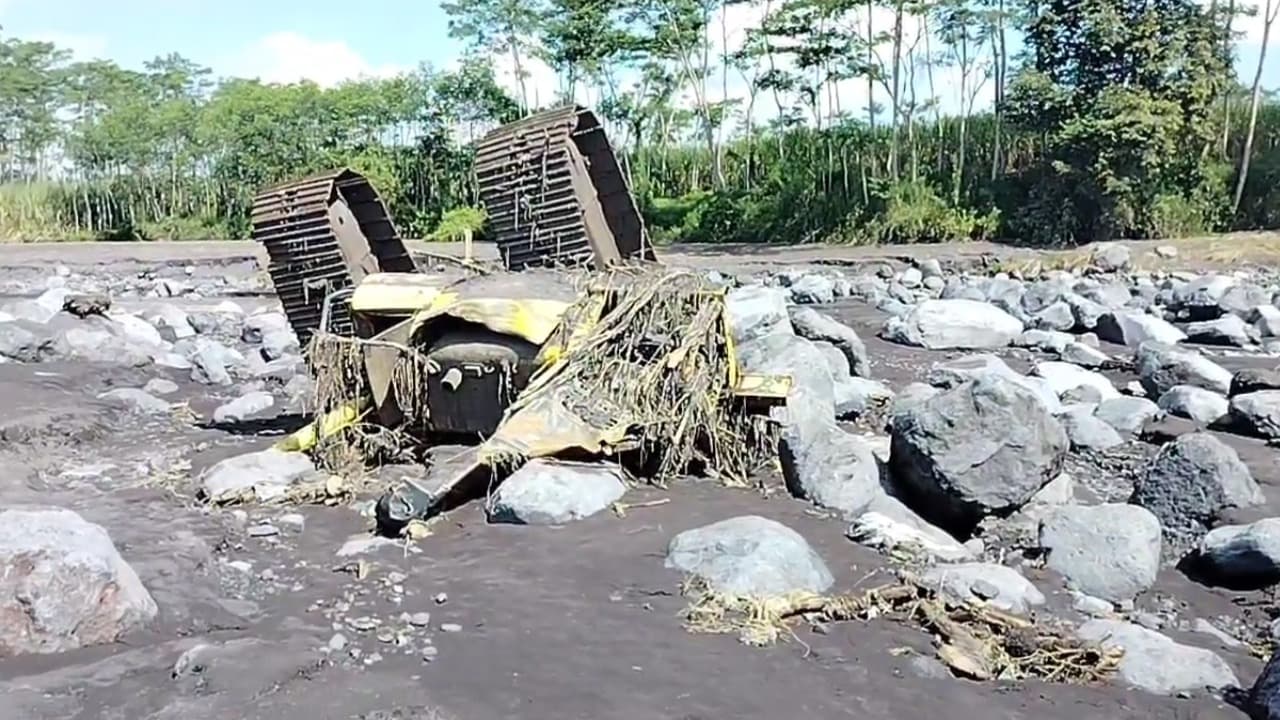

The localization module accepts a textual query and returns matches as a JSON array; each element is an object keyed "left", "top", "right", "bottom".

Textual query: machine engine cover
[{"left": 422, "top": 329, "right": 540, "bottom": 437}]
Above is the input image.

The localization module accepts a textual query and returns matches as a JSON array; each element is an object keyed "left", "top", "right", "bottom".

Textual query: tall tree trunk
[
  {"left": 866, "top": 0, "right": 876, "bottom": 131},
  {"left": 889, "top": 0, "right": 904, "bottom": 179},
  {"left": 1220, "top": 0, "right": 1238, "bottom": 158},
  {"left": 1232, "top": 0, "right": 1278, "bottom": 214},
  {"left": 508, "top": 32, "right": 530, "bottom": 113},
  {"left": 990, "top": 0, "right": 1007, "bottom": 181}
]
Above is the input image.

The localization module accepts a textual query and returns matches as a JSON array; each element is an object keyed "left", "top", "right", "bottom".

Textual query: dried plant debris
[
  {"left": 678, "top": 574, "right": 1122, "bottom": 685},
  {"left": 507, "top": 267, "right": 779, "bottom": 486},
  {"left": 211, "top": 474, "right": 357, "bottom": 508}
]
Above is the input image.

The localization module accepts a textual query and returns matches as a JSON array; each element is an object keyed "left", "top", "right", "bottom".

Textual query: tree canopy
[{"left": 0, "top": 0, "right": 1278, "bottom": 246}]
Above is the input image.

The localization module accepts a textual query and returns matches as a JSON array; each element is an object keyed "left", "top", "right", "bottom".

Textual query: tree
[
  {"left": 1006, "top": 0, "right": 1232, "bottom": 242},
  {"left": 441, "top": 0, "right": 546, "bottom": 112},
  {"left": 1232, "top": 0, "right": 1280, "bottom": 213}
]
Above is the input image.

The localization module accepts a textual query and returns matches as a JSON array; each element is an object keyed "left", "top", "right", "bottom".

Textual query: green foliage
[
  {"left": 854, "top": 179, "right": 999, "bottom": 245},
  {"left": 1, "top": 0, "right": 1279, "bottom": 247},
  {"left": 429, "top": 206, "right": 488, "bottom": 241},
  {"left": 1006, "top": 0, "right": 1233, "bottom": 243}
]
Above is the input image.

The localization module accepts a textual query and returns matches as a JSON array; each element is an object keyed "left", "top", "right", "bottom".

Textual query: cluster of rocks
[
  {"left": 0, "top": 286, "right": 313, "bottom": 422},
  {"left": 10, "top": 246, "right": 1280, "bottom": 715},
  {"left": 663, "top": 250, "right": 1280, "bottom": 703}
]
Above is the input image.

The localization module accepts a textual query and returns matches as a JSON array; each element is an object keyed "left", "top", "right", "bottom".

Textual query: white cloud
[{"left": 227, "top": 31, "right": 406, "bottom": 87}]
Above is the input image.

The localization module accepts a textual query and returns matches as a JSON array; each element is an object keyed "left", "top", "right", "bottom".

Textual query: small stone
[
  {"left": 376, "top": 628, "right": 395, "bottom": 643},
  {"left": 434, "top": 592, "right": 448, "bottom": 604},
  {"left": 259, "top": 568, "right": 276, "bottom": 581},
  {"left": 227, "top": 560, "right": 253, "bottom": 574},
  {"left": 440, "top": 623, "right": 463, "bottom": 633},
  {"left": 247, "top": 523, "right": 279, "bottom": 538},
  {"left": 422, "top": 646, "right": 439, "bottom": 661},
  {"left": 143, "top": 378, "right": 179, "bottom": 396},
  {"left": 1072, "top": 593, "right": 1114, "bottom": 617},
  {"left": 387, "top": 571, "right": 408, "bottom": 584},
  {"left": 409, "top": 612, "right": 432, "bottom": 627},
  {"left": 970, "top": 579, "right": 1000, "bottom": 600},
  {"left": 277, "top": 513, "right": 305, "bottom": 533},
  {"left": 327, "top": 633, "right": 348, "bottom": 651},
  {"left": 348, "top": 616, "right": 378, "bottom": 632},
  {"left": 909, "top": 654, "right": 951, "bottom": 680}
]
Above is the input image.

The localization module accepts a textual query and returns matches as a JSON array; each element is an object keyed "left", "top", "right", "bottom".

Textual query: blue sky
[
  {"left": 1, "top": 0, "right": 1275, "bottom": 117},
  {"left": 0, "top": 0, "right": 461, "bottom": 82}
]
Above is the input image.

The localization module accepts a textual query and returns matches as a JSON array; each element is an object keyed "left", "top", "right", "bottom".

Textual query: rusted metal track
[
  {"left": 251, "top": 169, "right": 415, "bottom": 347},
  {"left": 475, "top": 106, "right": 654, "bottom": 271}
]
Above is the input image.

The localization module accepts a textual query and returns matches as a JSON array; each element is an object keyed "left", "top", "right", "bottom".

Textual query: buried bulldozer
[{"left": 249, "top": 107, "right": 789, "bottom": 536}]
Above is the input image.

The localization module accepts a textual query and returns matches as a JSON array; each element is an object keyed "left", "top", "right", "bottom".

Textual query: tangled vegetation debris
[{"left": 679, "top": 575, "right": 1122, "bottom": 685}]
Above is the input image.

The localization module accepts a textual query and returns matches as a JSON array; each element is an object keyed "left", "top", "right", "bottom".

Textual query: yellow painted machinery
[{"left": 250, "top": 109, "right": 789, "bottom": 534}]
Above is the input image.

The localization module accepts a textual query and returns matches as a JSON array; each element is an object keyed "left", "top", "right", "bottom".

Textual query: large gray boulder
[
  {"left": 1248, "top": 650, "right": 1280, "bottom": 720},
  {"left": 0, "top": 507, "right": 158, "bottom": 656},
  {"left": 926, "top": 354, "right": 1062, "bottom": 413},
  {"left": 212, "top": 391, "right": 275, "bottom": 424},
  {"left": 781, "top": 420, "right": 883, "bottom": 517},
  {"left": 1229, "top": 390, "right": 1280, "bottom": 439},
  {"left": 1092, "top": 244, "right": 1132, "bottom": 273},
  {"left": 665, "top": 516, "right": 833, "bottom": 596},
  {"left": 1186, "top": 315, "right": 1256, "bottom": 347},
  {"left": 1172, "top": 275, "right": 1236, "bottom": 320},
  {"left": 488, "top": 460, "right": 627, "bottom": 525},
  {"left": 880, "top": 299, "right": 1023, "bottom": 350},
  {"left": 889, "top": 374, "right": 1069, "bottom": 532},
  {"left": 1059, "top": 407, "right": 1125, "bottom": 451},
  {"left": 1231, "top": 368, "right": 1280, "bottom": 397},
  {"left": 1219, "top": 284, "right": 1270, "bottom": 318},
  {"left": 97, "top": 388, "right": 172, "bottom": 415},
  {"left": 1061, "top": 341, "right": 1111, "bottom": 368},
  {"left": 241, "top": 312, "right": 291, "bottom": 344},
  {"left": 1196, "top": 518, "right": 1280, "bottom": 588},
  {"left": 982, "top": 277, "right": 1028, "bottom": 322},
  {"left": 190, "top": 339, "right": 242, "bottom": 386},
  {"left": 1097, "top": 311, "right": 1186, "bottom": 347},
  {"left": 1077, "top": 620, "right": 1237, "bottom": 695},
  {"left": 789, "top": 274, "right": 837, "bottom": 304},
  {"left": 1132, "top": 433, "right": 1264, "bottom": 543},
  {"left": 1094, "top": 396, "right": 1162, "bottom": 436},
  {"left": 738, "top": 333, "right": 836, "bottom": 428},
  {"left": 1068, "top": 294, "right": 1109, "bottom": 330},
  {"left": 1032, "top": 361, "right": 1119, "bottom": 401},
  {"left": 1253, "top": 305, "right": 1280, "bottom": 338},
  {"left": 789, "top": 307, "right": 869, "bottom": 377},
  {"left": 260, "top": 329, "right": 300, "bottom": 362},
  {"left": 0, "top": 321, "right": 55, "bottom": 362},
  {"left": 198, "top": 448, "right": 318, "bottom": 503},
  {"left": 921, "top": 563, "right": 1045, "bottom": 615},
  {"left": 1136, "top": 342, "right": 1233, "bottom": 397},
  {"left": 147, "top": 304, "right": 195, "bottom": 340},
  {"left": 1157, "top": 385, "right": 1230, "bottom": 425},
  {"left": 1038, "top": 504, "right": 1162, "bottom": 602},
  {"left": 834, "top": 377, "right": 895, "bottom": 420},
  {"left": 1032, "top": 301, "right": 1077, "bottom": 332}
]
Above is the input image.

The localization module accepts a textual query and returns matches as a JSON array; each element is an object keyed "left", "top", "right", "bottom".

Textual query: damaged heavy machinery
[{"left": 250, "top": 106, "right": 791, "bottom": 537}]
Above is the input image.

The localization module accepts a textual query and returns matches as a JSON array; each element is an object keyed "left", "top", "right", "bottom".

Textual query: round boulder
[
  {"left": 889, "top": 373, "right": 1068, "bottom": 533},
  {"left": 665, "top": 516, "right": 833, "bottom": 597},
  {"left": 0, "top": 507, "right": 158, "bottom": 656}
]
